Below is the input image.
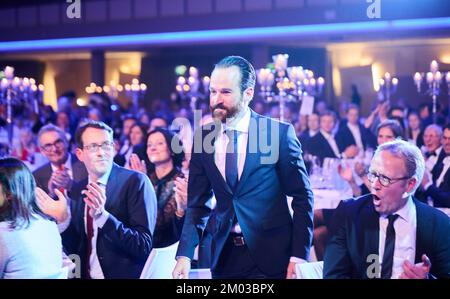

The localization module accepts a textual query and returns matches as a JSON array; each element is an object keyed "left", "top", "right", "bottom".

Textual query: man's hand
[
  {"left": 82, "top": 182, "right": 107, "bottom": 217},
  {"left": 286, "top": 262, "right": 297, "bottom": 279},
  {"left": 421, "top": 171, "right": 431, "bottom": 189},
  {"left": 129, "top": 154, "right": 147, "bottom": 174},
  {"left": 173, "top": 175, "right": 188, "bottom": 216},
  {"left": 48, "top": 169, "right": 73, "bottom": 195},
  {"left": 172, "top": 257, "right": 191, "bottom": 279},
  {"left": 36, "top": 187, "right": 69, "bottom": 223},
  {"left": 338, "top": 162, "right": 354, "bottom": 183},
  {"left": 399, "top": 254, "right": 431, "bottom": 279}
]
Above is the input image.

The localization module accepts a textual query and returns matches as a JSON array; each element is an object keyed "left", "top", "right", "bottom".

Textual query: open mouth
[{"left": 372, "top": 194, "right": 381, "bottom": 207}]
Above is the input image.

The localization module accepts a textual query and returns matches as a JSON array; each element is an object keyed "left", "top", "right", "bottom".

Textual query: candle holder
[
  {"left": 0, "top": 66, "right": 44, "bottom": 152},
  {"left": 414, "top": 60, "right": 448, "bottom": 124},
  {"left": 175, "top": 66, "right": 210, "bottom": 112},
  {"left": 377, "top": 72, "right": 398, "bottom": 104},
  {"left": 256, "top": 54, "right": 324, "bottom": 122}
]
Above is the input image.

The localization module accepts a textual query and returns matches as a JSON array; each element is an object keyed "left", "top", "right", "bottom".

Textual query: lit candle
[
  {"left": 132, "top": 78, "right": 139, "bottom": 85},
  {"left": 446, "top": 72, "right": 450, "bottom": 83},
  {"left": 414, "top": 72, "right": 422, "bottom": 83},
  {"left": 379, "top": 78, "right": 385, "bottom": 86},
  {"left": 1, "top": 78, "right": 8, "bottom": 88},
  {"left": 430, "top": 60, "right": 439, "bottom": 73},
  {"left": 434, "top": 71, "right": 442, "bottom": 82},
  {"left": 189, "top": 67, "right": 198, "bottom": 78},
  {"left": 392, "top": 78, "right": 399, "bottom": 86},
  {"left": 140, "top": 83, "right": 147, "bottom": 91},
  {"left": 317, "top": 77, "right": 325, "bottom": 86},
  {"left": 310, "top": 78, "right": 316, "bottom": 87},
  {"left": 4, "top": 66, "right": 14, "bottom": 79},
  {"left": 273, "top": 54, "right": 288, "bottom": 72},
  {"left": 177, "top": 76, "right": 186, "bottom": 86},
  {"left": 426, "top": 72, "right": 433, "bottom": 84},
  {"left": 202, "top": 76, "right": 210, "bottom": 87},
  {"left": 384, "top": 72, "right": 391, "bottom": 81}
]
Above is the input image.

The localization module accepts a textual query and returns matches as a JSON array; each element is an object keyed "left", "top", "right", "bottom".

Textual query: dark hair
[
  {"left": 0, "top": 158, "right": 48, "bottom": 228},
  {"left": 75, "top": 120, "right": 114, "bottom": 149},
  {"left": 320, "top": 110, "right": 337, "bottom": 122},
  {"left": 376, "top": 119, "right": 404, "bottom": 139},
  {"left": 147, "top": 128, "right": 185, "bottom": 168},
  {"left": 345, "top": 103, "right": 360, "bottom": 114},
  {"left": 129, "top": 122, "right": 148, "bottom": 144},
  {"left": 37, "top": 123, "right": 68, "bottom": 147},
  {"left": 214, "top": 56, "right": 256, "bottom": 94}
]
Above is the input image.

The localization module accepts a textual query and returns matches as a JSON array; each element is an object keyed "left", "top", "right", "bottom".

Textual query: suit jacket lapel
[
  {"left": 105, "top": 164, "right": 120, "bottom": 211},
  {"left": 414, "top": 200, "right": 431, "bottom": 263},
  {"left": 236, "top": 111, "right": 262, "bottom": 195},
  {"left": 360, "top": 200, "right": 379, "bottom": 278}
]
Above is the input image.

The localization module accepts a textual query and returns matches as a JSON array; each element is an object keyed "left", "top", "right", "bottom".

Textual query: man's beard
[{"left": 210, "top": 103, "right": 239, "bottom": 123}]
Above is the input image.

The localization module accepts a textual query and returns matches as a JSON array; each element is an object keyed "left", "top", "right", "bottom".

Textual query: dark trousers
[{"left": 212, "top": 233, "right": 286, "bottom": 279}]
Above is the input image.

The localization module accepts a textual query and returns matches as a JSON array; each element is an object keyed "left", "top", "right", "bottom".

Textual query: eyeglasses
[
  {"left": 41, "top": 139, "right": 65, "bottom": 152},
  {"left": 367, "top": 171, "right": 410, "bottom": 187},
  {"left": 83, "top": 141, "right": 114, "bottom": 153}
]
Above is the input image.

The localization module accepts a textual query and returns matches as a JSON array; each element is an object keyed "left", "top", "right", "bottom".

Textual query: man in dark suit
[
  {"left": 36, "top": 121, "right": 157, "bottom": 279},
  {"left": 420, "top": 124, "right": 450, "bottom": 208},
  {"left": 308, "top": 111, "right": 357, "bottom": 163},
  {"left": 172, "top": 56, "right": 314, "bottom": 279},
  {"left": 324, "top": 139, "right": 450, "bottom": 279},
  {"left": 33, "top": 124, "right": 87, "bottom": 196},
  {"left": 335, "top": 104, "right": 376, "bottom": 155}
]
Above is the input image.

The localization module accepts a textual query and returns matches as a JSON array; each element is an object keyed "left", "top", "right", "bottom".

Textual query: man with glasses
[
  {"left": 324, "top": 139, "right": 450, "bottom": 279},
  {"left": 34, "top": 124, "right": 87, "bottom": 197},
  {"left": 36, "top": 120, "right": 157, "bottom": 279}
]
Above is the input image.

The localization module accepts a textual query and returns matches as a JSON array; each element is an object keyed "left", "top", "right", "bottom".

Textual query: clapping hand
[
  {"left": 36, "top": 187, "right": 69, "bottom": 223},
  {"left": 173, "top": 175, "right": 188, "bottom": 216},
  {"left": 48, "top": 169, "right": 73, "bottom": 196},
  {"left": 399, "top": 254, "right": 431, "bottom": 279},
  {"left": 129, "top": 153, "right": 147, "bottom": 174}
]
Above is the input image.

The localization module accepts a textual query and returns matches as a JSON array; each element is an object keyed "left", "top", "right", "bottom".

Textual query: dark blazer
[
  {"left": 425, "top": 152, "right": 450, "bottom": 208},
  {"left": 323, "top": 194, "right": 450, "bottom": 279},
  {"left": 176, "top": 110, "right": 314, "bottom": 276},
  {"left": 33, "top": 153, "right": 88, "bottom": 194},
  {"left": 307, "top": 131, "right": 339, "bottom": 164},
  {"left": 335, "top": 120, "right": 376, "bottom": 153},
  {"left": 61, "top": 164, "right": 157, "bottom": 279}
]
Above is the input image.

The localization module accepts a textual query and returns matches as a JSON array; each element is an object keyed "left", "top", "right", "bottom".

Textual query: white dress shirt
[
  {"left": 347, "top": 122, "right": 364, "bottom": 151},
  {"left": 320, "top": 129, "right": 341, "bottom": 158},
  {"left": 58, "top": 166, "right": 112, "bottom": 279},
  {"left": 378, "top": 196, "right": 417, "bottom": 279}
]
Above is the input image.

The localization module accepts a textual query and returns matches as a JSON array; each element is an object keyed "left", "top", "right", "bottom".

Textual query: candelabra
[
  {"left": 175, "top": 66, "right": 210, "bottom": 112},
  {"left": 0, "top": 66, "right": 44, "bottom": 151},
  {"left": 86, "top": 78, "right": 146, "bottom": 113},
  {"left": 377, "top": 72, "right": 398, "bottom": 104},
  {"left": 414, "top": 60, "right": 450, "bottom": 124},
  {"left": 256, "top": 54, "right": 324, "bottom": 122}
]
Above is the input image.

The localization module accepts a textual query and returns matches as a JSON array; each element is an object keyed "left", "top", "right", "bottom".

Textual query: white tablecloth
[{"left": 312, "top": 188, "right": 353, "bottom": 210}]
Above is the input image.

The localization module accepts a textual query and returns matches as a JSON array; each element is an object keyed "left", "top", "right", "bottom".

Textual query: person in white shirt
[{"left": 324, "top": 139, "right": 450, "bottom": 279}]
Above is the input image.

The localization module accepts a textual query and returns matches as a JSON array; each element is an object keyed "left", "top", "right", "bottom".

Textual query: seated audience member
[
  {"left": 129, "top": 128, "right": 188, "bottom": 248},
  {"left": 308, "top": 111, "right": 349, "bottom": 163},
  {"left": 406, "top": 110, "right": 424, "bottom": 149},
  {"left": 336, "top": 104, "right": 376, "bottom": 156},
  {"left": 33, "top": 124, "right": 87, "bottom": 197},
  {"left": 298, "top": 113, "right": 319, "bottom": 151},
  {"left": 323, "top": 139, "right": 450, "bottom": 278},
  {"left": 114, "top": 122, "right": 148, "bottom": 167},
  {"left": 36, "top": 120, "right": 157, "bottom": 279},
  {"left": 117, "top": 115, "right": 137, "bottom": 157},
  {"left": 0, "top": 158, "right": 65, "bottom": 279},
  {"left": 313, "top": 119, "right": 404, "bottom": 260},
  {"left": 421, "top": 124, "right": 443, "bottom": 170},
  {"left": 419, "top": 124, "right": 450, "bottom": 208},
  {"left": 364, "top": 100, "right": 390, "bottom": 135},
  {"left": 149, "top": 117, "right": 168, "bottom": 132}
]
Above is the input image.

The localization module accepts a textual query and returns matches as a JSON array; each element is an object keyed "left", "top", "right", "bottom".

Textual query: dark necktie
[
  {"left": 381, "top": 214, "right": 399, "bottom": 279},
  {"left": 225, "top": 129, "right": 239, "bottom": 192},
  {"left": 425, "top": 151, "right": 437, "bottom": 158}
]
